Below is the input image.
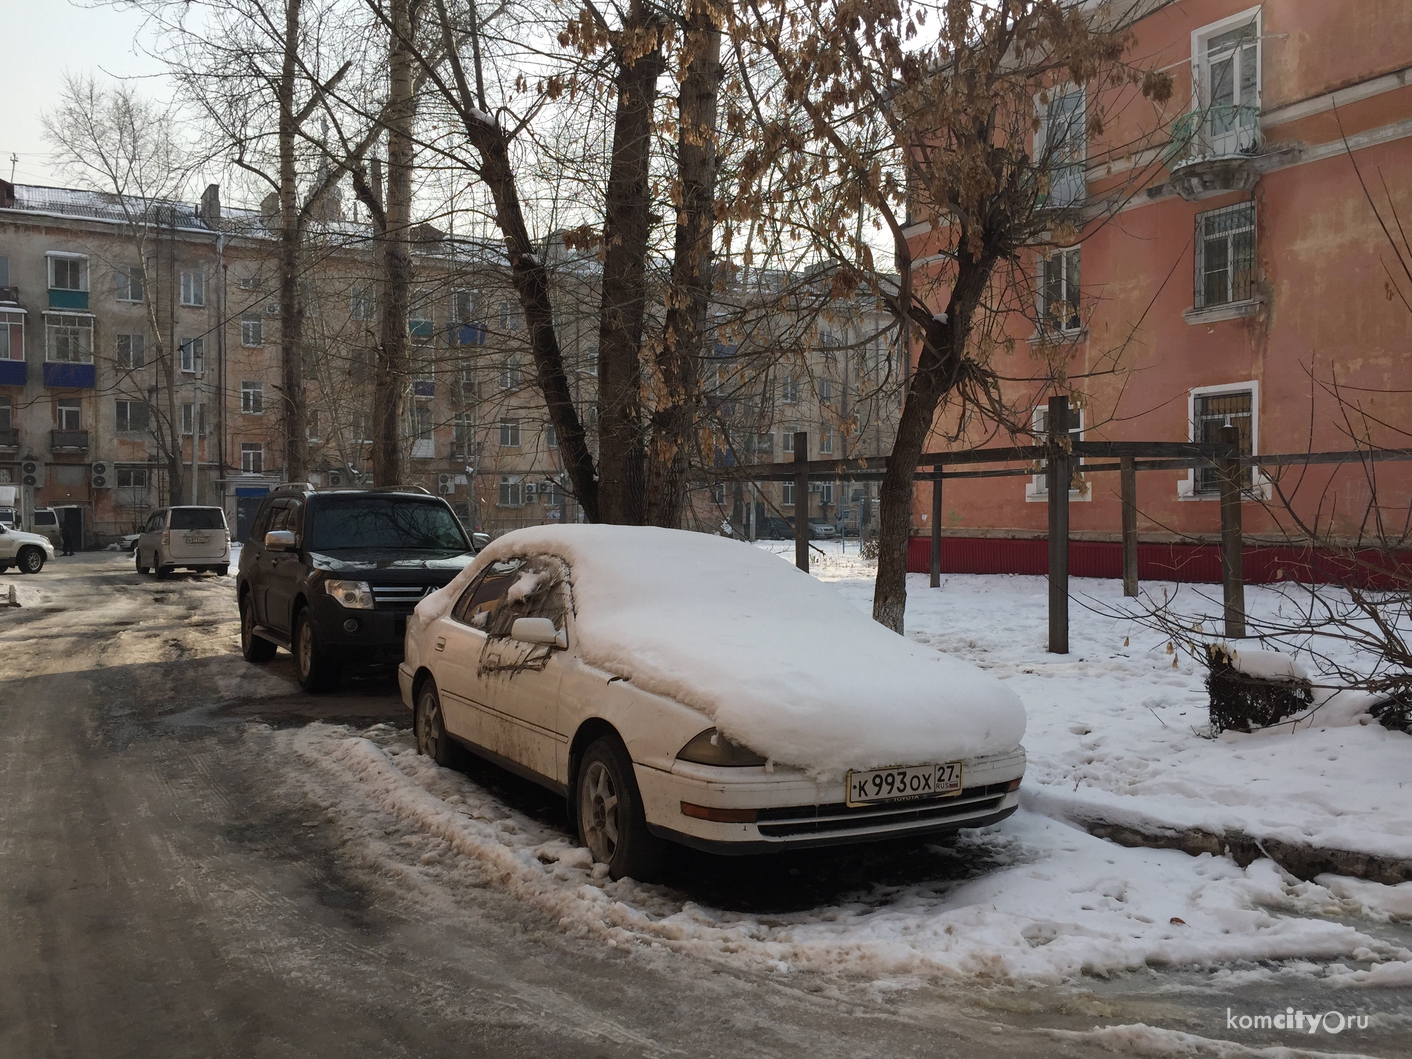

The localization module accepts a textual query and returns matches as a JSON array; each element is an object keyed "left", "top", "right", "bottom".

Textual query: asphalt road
[{"left": 1, "top": 554, "right": 1405, "bottom": 1058}]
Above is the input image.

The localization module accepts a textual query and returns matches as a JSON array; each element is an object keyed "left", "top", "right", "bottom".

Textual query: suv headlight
[
  {"left": 676, "top": 728, "right": 769, "bottom": 767},
  {"left": 324, "top": 579, "right": 374, "bottom": 609}
]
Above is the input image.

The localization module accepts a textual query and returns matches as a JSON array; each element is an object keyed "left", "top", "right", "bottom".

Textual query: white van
[{"left": 135, "top": 506, "right": 232, "bottom": 578}]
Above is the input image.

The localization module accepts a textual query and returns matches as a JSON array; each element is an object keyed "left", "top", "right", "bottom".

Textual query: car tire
[
  {"left": 155, "top": 554, "right": 172, "bottom": 579},
  {"left": 215, "top": 565, "right": 229, "bottom": 577},
  {"left": 414, "top": 681, "right": 464, "bottom": 768},
  {"left": 136, "top": 550, "right": 150, "bottom": 575},
  {"left": 0, "top": 562, "right": 9, "bottom": 573},
  {"left": 239, "top": 595, "right": 277, "bottom": 664},
  {"left": 576, "top": 735, "right": 664, "bottom": 883},
  {"left": 294, "top": 608, "right": 340, "bottom": 692},
  {"left": 17, "top": 547, "right": 44, "bottom": 575}
]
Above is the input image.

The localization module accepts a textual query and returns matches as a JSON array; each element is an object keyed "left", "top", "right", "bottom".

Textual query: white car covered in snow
[{"left": 401, "top": 525, "right": 1027, "bottom": 879}]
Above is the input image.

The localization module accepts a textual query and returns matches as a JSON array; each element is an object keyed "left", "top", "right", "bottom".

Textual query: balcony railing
[
  {"left": 51, "top": 429, "right": 90, "bottom": 451},
  {"left": 1166, "top": 104, "right": 1262, "bottom": 167},
  {"left": 0, "top": 428, "right": 19, "bottom": 449}
]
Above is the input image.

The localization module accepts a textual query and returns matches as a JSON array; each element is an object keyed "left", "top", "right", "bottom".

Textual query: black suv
[{"left": 237, "top": 486, "right": 477, "bottom": 691}]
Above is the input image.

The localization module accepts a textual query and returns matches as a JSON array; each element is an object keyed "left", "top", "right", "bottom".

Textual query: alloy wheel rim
[
  {"left": 581, "top": 761, "right": 619, "bottom": 863},
  {"left": 419, "top": 694, "right": 440, "bottom": 757},
  {"left": 298, "top": 621, "right": 312, "bottom": 676}
]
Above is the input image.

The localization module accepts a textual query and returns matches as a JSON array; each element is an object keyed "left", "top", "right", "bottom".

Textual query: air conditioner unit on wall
[
  {"left": 437, "top": 473, "right": 454, "bottom": 495},
  {"left": 91, "top": 462, "right": 111, "bottom": 489},
  {"left": 523, "top": 482, "right": 537, "bottom": 497},
  {"left": 21, "top": 458, "right": 44, "bottom": 488}
]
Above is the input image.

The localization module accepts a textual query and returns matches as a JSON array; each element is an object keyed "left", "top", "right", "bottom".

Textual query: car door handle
[{"left": 435, "top": 636, "right": 446, "bottom": 652}]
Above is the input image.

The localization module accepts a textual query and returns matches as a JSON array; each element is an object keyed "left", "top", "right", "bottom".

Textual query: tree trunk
[
  {"left": 595, "top": 0, "right": 665, "bottom": 525},
  {"left": 372, "top": 0, "right": 416, "bottom": 487},
  {"left": 278, "top": 0, "right": 309, "bottom": 484},
  {"left": 645, "top": 0, "right": 721, "bottom": 528}
]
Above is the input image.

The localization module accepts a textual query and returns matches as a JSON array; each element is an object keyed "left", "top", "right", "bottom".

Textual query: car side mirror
[
  {"left": 264, "top": 529, "right": 297, "bottom": 552},
  {"left": 510, "top": 616, "right": 566, "bottom": 648}
]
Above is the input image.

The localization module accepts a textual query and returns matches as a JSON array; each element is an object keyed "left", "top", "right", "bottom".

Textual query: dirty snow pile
[
  {"left": 280, "top": 721, "right": 1412, "bottom": 985},
  {"left": 413, "top": 525, "right": 1025, "bottom": 772}
]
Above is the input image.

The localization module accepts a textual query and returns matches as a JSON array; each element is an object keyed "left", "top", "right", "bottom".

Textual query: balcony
[
  {"left": 44, "top": 362, "right": 95, "bottom": 388},
  {"left": 51, "top": 429, "right": 89, "bottom": 452},
  {"left": 0, "top": 360, "right": 25, "bottom": 386},
  {"left": 48, "top": 288, "right": 89, "bottom": 311},
  {"left": 0, "top": 428, "right": 19, "bottom": 450},
  {"left": 1165, "top": 105, "right": 1263, "bottom": 202}
]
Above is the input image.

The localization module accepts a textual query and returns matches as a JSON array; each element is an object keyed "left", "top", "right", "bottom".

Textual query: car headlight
[
  {"left": 324, "top": 579, "right": 373, "bottom": 609},
  {"left": 676, "top": 728, "right": 769, "bottom": 767}
]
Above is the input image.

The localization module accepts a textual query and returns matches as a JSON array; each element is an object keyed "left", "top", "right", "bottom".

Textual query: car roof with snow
[{"left": 416, "top": 524, "right": 1026, "bottom": 773}]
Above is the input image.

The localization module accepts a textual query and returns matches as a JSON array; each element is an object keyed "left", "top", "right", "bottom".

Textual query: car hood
[
  {"left": 309, "top": 549, "right": 476, "bottom": 576},
  {"left": 4, "top": 529, "right": 54, "bottom": 550},
  {"left": 415, "top": 525, "right": 1026, "bottom": 775}
]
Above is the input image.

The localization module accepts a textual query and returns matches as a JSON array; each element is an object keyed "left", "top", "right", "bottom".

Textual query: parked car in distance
[
  {"left": 755, "top": 516, "right": 793, "bottom": 540},
  {"left": 135, "top": 507, "right": 232, "bottom": 579},
  {"left": 402, "top": 525, "right": 1027, "bottom": 881},
  {"left": 0, "top": 523, "right": 56, "bottom": 574},
  {"left": 237, "top": 486, "right": 478, "bottom": 692},
  {"left": 807, "top": 520, "right": 838, "bottom": 540},
  {"left": 30, "top": 508, "right": 62, "bottom": 549},
  {"left": 0, "top": 506, "right": 15, "bottom": 530}
]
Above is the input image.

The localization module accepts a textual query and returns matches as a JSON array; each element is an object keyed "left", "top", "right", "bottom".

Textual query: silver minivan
[{"left": 135, "top": 506, "right": 231, "bottom": 578}]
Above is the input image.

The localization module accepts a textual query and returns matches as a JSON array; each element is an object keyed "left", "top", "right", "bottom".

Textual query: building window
[
  {"left": 546, "top": 423, "right": 558, "bottom": 449},
  {"left": 241, "top": 314, "right": 264, "bottom": 347},
  {"left": 711, "top": 483, "right": 726, "bottom": 505},
  {"left": 1194, "top": 16, "right": 1260, "bottom": 156},
  {"left": 241, "top": 382, "right": 264, "bottom": 415},
  {"left": 1194, "top": 202, "right": 1256, "bottom": 309},
  {"left": 116, "top": 333, "right": 145, "bottom": 368},
  {"left": 499, "top": 300, "right": 520, "bottom": 332},
  {"left": 414, "top": 403, "right": 433, "bottom": 441},
  {"left": 1037, "top": 87, "right": 1086, "bottom": 207},
  {"left": 499, "top": 475, "right": 522, "bottom": 507},
  {"left": 48, "top": 255, "right": 87, "bottom": 291},
  {"left": 781, "top": 375, "right": 799, "bottom": 404},
  {"left": 180, "top": 337, "right": 204, "bottom": 373},
  {"left": 782, "top": 427, "right": 799, "bottom": 455},
  {"left": 116, "top": 266, "right": 144, "bottom": 303},
  {"left": 56, "top": 398, "right": 81, "bottom": 430},
  {"left": 1193, "top": 388, "right": 1254, "bottom": 493},
  {"left": 116, "top": 466, "right": 148, "bottom": 488},
  {"left": 781, "top": 480, "right": 795, "bottom": 507},
  {"left": 452, "top": 412, "right": 474, "bottom": 457},
  {"left": 818, "top": 378, "right": 834, "bottom": 403},
  {"left": 1029, "top": 404, "right": 1085, "bottom": 498},
  {"left": 1039, "top": 247, "right": 1081, "bottom": 333},
  {"left": 181, "top": 402, "right": 206, "bottom": 436},
  {"left": 499, "top": 359, "right": 519, "bottom": 390},
  {"left": 820, "top": 481, "right": 834, "bottom": 505},
  {"left": 46, "top": 316, "right": 94, "bottom": 363},
  {"left": 180, "top": 270, "right": 204, "bottom": 307},
  {"left": 241, "top": 442, "right": 263, "bottom": 474},
  {"left": 499, "top": 419, "right": 520, "bottom": 448},
  {"left": 350, "top": 284, "right": 375, "bottom": 321},
  {"left": 0, "top": 395, "right": 12, "bottom": 430},
  {"left": 0, "top": 311, "right": 23, "bottom": 360},
  {"left": 453, "top": 289, "right": 475, "bottom": 323},
  {"left": 410, "top": 290, "right": 434, "bottom": 338},
  {"left": 750, "top": 431, "right": 774, "bottom": 455},
  {"left": 541, "top": 480, "right": 562, "bottom": 508},
  {"left": 819, "top": 428, "right": 834, "bottom": 455},
  {"left": 115, "top": 399, "right": 149, "bottom": 433}
]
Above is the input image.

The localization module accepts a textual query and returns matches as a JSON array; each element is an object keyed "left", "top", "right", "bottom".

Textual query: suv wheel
[
  {"left": 240, "top": 595, "right": 277, "bottom": 664},
  {"left": 294, "top": 608, "right": 340, "bottom": 692},
  {"left": 17, "top": 547, "right": 45, "bottom": 575},
  {"left": 576, "top": 735, "right": 664, "bottom": 882}
]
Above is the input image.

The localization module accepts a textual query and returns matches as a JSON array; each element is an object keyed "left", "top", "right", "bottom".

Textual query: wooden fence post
[
  {"left": 929, "top": 467, "right": 942, "bottom": 588},
  {"left": 794, "top": 431, "right": 810, "bottom": 572},
  {"left": 1218, "top": 424, "right": 1246, "bottom": 638},
  {"left": 1047, "top": 395, "right": 1069, "bottom": 654},
  {"left": 1121, "top": 455, "right": 1139, "bottom": 597}
]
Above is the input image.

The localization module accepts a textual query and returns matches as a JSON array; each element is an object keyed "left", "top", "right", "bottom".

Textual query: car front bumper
[{"left": 634, "top": 746, "right": 1026, "bottom": 854}]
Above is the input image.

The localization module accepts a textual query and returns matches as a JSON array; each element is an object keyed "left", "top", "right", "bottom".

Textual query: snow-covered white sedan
[{"left": 401, "top": 525, "right": 1027, "bottom": 880}]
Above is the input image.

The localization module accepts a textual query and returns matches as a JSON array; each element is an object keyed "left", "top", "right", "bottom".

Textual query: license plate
[
  {"left": 186, "top": 535, "right": 209, "bottom": 544},
  {"left": 845, "top": 761, "right": 962, "bottom": 806}
]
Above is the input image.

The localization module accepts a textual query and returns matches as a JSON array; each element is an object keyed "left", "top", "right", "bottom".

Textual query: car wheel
[
  {"left": 0, "top": 562, "right": 9, "bottom": 573},
  {"left": 215, "top": 565, "right": 229, "bottom": 577},
  {"left": 576, "top": 735, "right": 664, "bottom": 883},
  {"left": 414, "top": 681, "right": 464, "bottom": 768},
  {"left": 17, "top": 547, "right": 44, "bottom": 575},
  {"left": 154, "top": 553, "right": 172, "bottom": 579},
  {"left": 240, "top": 595, "right": 277, "bottom": 664},
  {"left": 135, "top": 550, "right": 150, "bottom": 575},
  {"left": 294, "top": 608, "right": 340, "bottom": 692}
]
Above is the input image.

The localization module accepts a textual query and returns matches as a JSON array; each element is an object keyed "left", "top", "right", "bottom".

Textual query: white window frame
[
  {"left": 180, "top": 270, "right": 205, "bottom": 308},
  {"left": 781, "top": 480, "right": 795, "bottom": 507},
  {"left": 47, "top": 252, "right": 88, "bottom": 292},
  {"left": 115, "top": 399, "right": 148, "bottom": 433},
  {"left": 116, "top": 466, "right": 149, "bottom": 489},
  {"left": 1191, "top": 8, "right": 1262, "bottom": 114},
  {"left": 45, "top": 314, "right": 94, "bottom": 363},
  {"left": 115, "top": 266, "right": 144, "bottom": 303},
  {"left": 499, "top": 359, "right": 519, "bottom": 390},
  {"left": 181, "top": 402, "right": 206, "bottom": 437},
  {"left": 240, "top": 442, "right": 264, "bottom": 474},
  {"left": 1038, "top": 247, "right": 1082, "bottom": 335},
  {"left": 499, "top": 418, "right": 521, "bottom": 448},
  {"left": 115, "top": 333, "right": 145, "bottom": 369},
  {"left": 241, "top": 381, "right": 264, "bottom": 415},
  {"left": 781, "top": 375, "right": 800, "bottom": 404},
  {"left": 498, "top": 475, "right": 523, "bottom": 508},
  {"left": 820, "top": 481, "right": 834, "bottom": 505},
  {"left": 819, "top": 428, "right": 834, "bottom": 455},
  {"left": 1178, "top": 381, "right": 1267, "bottom": 500},
  {"left": 179, "top": 337, "right": 204, "bottom": 374},
  {"left": 55, "top": 398, "right": 82, "bottom": 431},
  {"left": 1035, "top": 86, "right": 1087, "bottom": 208},
  {"left": 782, "top": 426, "right": 799, "bottom": 455},
  {"left": 350, "top": 284, "right": 375, "bottom": 321},
  {"left": 241, "top": 314, "right": 264, "bottom": 347},
  {"left": 1026, "top": 405, "right": 1090, "bottom": 502},
  {"left": 0, "top": 311, "right": 22, "bottom": 361}
]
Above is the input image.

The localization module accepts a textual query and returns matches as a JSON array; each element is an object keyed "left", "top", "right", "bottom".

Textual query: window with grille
[
  {"left": 1193, "top": 389, "right": 1253, "bottom": 493},
  {"left": 1194, "top": 202, "right": 1255, "bottom": 308},
  {"left": 1039, "top": 248, "right": 1081, "bottom": 332},
  {"left": 241, "top": 443, "right": 263, "bottom": 473},
  {"left": 115, "top": 399, "right": 149, "bottom": 433},
  {"left": 116, "top": 333, "right": 145, "bottom": 369}
]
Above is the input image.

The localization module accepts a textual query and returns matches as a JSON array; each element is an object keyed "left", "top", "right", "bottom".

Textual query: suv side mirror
[
  {"left": 264, "top": 529, "right": 297, "bottom": 552},
  {"left": 510, "top": 616, "right": 566, "bottom": 648}
]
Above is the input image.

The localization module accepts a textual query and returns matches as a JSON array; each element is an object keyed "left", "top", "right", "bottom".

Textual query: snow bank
[
  {"left": 414, "top": 526, "right": 1025, "bottom": 772},
  {"left": 1214, "top": 643, "right": 1310, "bottom": 683}
]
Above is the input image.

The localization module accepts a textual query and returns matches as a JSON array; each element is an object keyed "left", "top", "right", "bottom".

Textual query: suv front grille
[{"left": 371, "top": 584, "right": 435, "bottom": 611}]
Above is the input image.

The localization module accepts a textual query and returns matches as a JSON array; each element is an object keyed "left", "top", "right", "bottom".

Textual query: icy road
[{"left": 1, "top": 554, "right": 1407, "bottom": 1057}]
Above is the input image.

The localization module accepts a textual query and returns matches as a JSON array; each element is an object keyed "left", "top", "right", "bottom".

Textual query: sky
[{"left": 1, "top": 0, "right": 168, "bottom": 187}]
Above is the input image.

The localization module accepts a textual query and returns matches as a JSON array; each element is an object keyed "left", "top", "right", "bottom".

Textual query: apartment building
[{"left": 905, "top": 0, "right": 1412, "bottom": 571}]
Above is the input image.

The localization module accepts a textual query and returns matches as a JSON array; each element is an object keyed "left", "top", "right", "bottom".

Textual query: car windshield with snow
[{"left": 401, "top": 525, "right": 1027, "bottom": 880}]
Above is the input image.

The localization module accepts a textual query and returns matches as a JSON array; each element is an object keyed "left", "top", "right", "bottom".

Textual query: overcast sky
[{"left": 1, "top": 0, "right": 168, "bottom": 187}]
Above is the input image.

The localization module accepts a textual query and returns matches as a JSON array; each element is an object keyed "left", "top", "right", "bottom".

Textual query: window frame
[
  {"left": 47, "top": 253, "right": 88, "bottom": 292},
  {"left": 115, "top": 265, "right": 145, "bottom": 304},
  {"left": 1193, "top": 201, "right": 1257, "bottom": 311},
  {"left": 241, "top": 381, "right": 264, "bottom": 415},
  {"left": 1035, "top": 85, "right": 1087, "bottom": 208},
  {"left": 55, "top": 397, "right": 82, "bottom": 431},
  {"left": 241, "top": 313, "right": 264, "bottom": 348},
  {"left": 115, "top": 332, "right": 145, "bottom": 369},
  {"left": 1025, "top": 404, "right": 1090, "bottom": 502},
  {"left": 115, "top": 398, "right": 149, "bottom": 433},
  {"left": 240, "top": 442, "right": 264, "bottom": 474},
  {"left": 498, "top": 475, "right": 523, "bottom": 508},
  {"left": 45, "top": 314, "right": 94, "bottom": 363},
  {"left": 1038, "top": 246, "right": 1082, "bottom": 334},
  {"left": 179, "top": 270, "right": 205, "bottom": 308},
  {"left": 1180, "top": 382, "right": 1263, "bottom": 499},
  {"left": 498, "top": 418, "right": 521, "bottom": 448}
]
